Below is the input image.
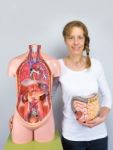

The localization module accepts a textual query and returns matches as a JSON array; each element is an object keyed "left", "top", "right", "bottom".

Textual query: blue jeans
[{"left": 61, "top": 136, "right": 108, "bottom": 150}]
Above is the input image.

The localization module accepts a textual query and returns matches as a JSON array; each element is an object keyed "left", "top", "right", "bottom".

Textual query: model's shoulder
[
  {"left": 8, "top": 52, "right": 27, "bottom": 77},
  {"left": 9, "top": 52, "right": 27, "bottom": 64},
  {"left": 42, "top": 53, "right": 57, "bottom": 62}
]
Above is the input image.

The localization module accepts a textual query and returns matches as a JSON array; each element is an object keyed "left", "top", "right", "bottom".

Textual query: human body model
[{"left": 8, "top": 44, "right": 60, "bottom": 144}]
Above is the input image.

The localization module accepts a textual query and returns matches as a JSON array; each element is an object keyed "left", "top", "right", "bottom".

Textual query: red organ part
[
  {"left": 18, "top": 60, "right": 50, "bottom": 83},
  {"left": 16, "top": 45, "right": 52, "bottom": 123},
  {"left": 19, "top": 63, "right": 30, "bottom": 81}
]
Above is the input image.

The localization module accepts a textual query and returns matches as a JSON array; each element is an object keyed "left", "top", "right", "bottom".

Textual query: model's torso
[{"left": 8, "top": 45, "right": 60, "bottom": 125}]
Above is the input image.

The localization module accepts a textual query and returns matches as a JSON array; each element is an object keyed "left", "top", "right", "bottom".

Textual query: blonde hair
[{"left": 63, "top": 20, "right": 91, "bottom": 68}]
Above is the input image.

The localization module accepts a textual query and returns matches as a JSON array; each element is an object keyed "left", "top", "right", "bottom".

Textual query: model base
[{"left": 4, "top": 131, "right": 63, "bottom": 150}]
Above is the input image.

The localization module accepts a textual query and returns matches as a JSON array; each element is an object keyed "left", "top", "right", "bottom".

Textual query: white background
[{"left": 0, "top": 0, "right": 113, "bottom": 149}]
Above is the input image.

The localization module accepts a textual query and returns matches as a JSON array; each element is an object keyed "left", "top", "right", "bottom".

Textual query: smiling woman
[
  {"left": 62, "top": 21, "right": 91, "bottom": 71},
  {"left": 59, "top": 20, "right": 112, "bottom": 150}
]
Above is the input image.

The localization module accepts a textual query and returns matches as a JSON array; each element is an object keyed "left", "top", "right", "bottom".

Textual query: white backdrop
[{"left": 0, "top": 0, "right": 113, "bottom": 149}]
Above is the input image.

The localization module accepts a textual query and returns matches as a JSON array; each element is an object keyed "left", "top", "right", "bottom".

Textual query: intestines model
[
  {"left": 8, "top": 44, "right": 60, "bottom": 144},
  {"left": 17, "top": 45, "right": 51, "bottom": 123},
  {"left": 71, "top": 93, "right": 100, "bottom": 123}
]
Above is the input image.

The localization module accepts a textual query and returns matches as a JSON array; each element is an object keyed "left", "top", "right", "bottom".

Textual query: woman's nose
[{"left": 73, "top": 38, "right": 79, "bottom": 44}]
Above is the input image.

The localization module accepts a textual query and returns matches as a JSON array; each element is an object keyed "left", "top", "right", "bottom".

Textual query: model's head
[{"left": 62, "top": 20, "right": 91, "bottom": 68}]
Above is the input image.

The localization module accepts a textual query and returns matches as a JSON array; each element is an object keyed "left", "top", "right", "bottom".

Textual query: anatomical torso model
[{"left": 8, "top": 44, "right": 60, "bottom": 144}]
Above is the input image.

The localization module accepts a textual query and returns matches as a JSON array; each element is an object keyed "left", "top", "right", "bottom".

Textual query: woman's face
[{"left": 65, "top": 27, "right": 85, "bottom": 56}]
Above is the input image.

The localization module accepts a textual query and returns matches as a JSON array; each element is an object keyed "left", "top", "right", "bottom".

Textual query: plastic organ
[{"left": 71, "top": 93, "right": 100, "bottom": 122}]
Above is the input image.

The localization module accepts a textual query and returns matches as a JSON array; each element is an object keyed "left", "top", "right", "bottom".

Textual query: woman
[{"left": 59, "top": 20, "right": 112, "bottom": 150}]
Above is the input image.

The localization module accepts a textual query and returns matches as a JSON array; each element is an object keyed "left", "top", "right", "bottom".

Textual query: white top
[{"left": 59, "top": 58, "right": 112, "bottom": 141}]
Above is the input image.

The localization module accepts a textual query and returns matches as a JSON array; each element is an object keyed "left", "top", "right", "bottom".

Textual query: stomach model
[
  {"left": 16, "top": 45, "right": 51, "bottom": 123},
  {"left": 71, "top": 93, "right": 100, "bottom": 123}
]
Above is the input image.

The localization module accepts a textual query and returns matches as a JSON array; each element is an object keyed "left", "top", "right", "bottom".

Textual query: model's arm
[{"left": 51, "top": 77, "right": 60, "bottom": 100}]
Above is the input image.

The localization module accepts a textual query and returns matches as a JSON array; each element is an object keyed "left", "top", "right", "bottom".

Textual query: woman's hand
[
  {"left": 9, "top": 115, "right": 13, "bottom": 132},
  {"left": 79, "top": 116, "right": 105, "bottom": 128},
  {"left": 79, "top": 107, "right": 110, "bottom": 128}
]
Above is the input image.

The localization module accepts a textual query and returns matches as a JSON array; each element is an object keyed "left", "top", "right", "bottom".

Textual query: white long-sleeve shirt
[{"left": 59, "top": 58, "right": 112, "bottom": 141}]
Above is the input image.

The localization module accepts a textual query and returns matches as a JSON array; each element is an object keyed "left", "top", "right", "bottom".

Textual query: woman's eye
[
  {"left": 67, "top": 36, "right": 84, "bottom": 41},
  {"left": 79, "top": 36, "right": 84, "bottom": 40},
  {"left": 68, "top": 36, "right": 73, "bottom": 39}
]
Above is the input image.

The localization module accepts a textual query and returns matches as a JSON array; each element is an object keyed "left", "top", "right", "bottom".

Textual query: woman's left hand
[
  {"left": 79, "top": 116, "right": 105, "bottom": 128},
  {"left": 79, "top": 106, "right": 110, "bottom": 128}
]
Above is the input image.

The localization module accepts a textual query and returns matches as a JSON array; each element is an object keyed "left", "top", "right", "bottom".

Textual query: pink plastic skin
[{"left": 8, "top": 45, "right": 60, "bottom": 144}]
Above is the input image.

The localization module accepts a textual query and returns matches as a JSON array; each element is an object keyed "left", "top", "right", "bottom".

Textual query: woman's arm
[
  {"left": 80, "top": 60, "right": 112, "bottom": 127},
  {"left": 51, "top": 77, "right": 60, "bottom": 99}
]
